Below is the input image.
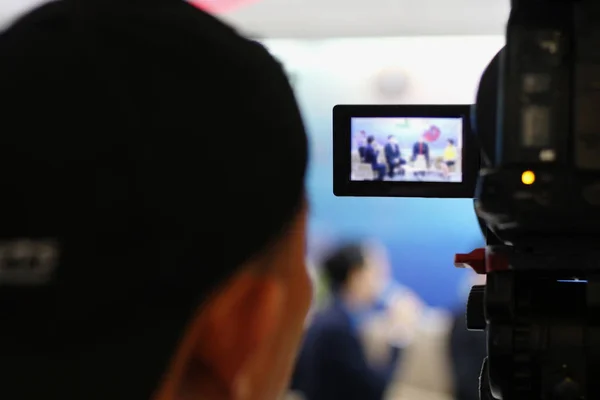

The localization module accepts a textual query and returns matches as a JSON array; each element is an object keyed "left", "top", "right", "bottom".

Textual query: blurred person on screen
[
  {"left": 0, "top": 1, "right": 311, "bottom": 400},
  {"left": 411, "top": 136, "right": 430, "bottom": 177},
  {"left": 384, "top": 135, "right": 405, "bottom": 178},
  {"left": 448, "top": 272, "right": 487, "bottom": 400},
  {"left": 364, "top": 136, "right": 386, "bottom": 181},
  {"left": 357, "top": 130, "right": 368, "bottom": 160},
  {"left": 290, "top": 242, "right": 419, "bottom": 400},
  {"left": 442, "top": 138, "right": 458, "bottom": 179}
]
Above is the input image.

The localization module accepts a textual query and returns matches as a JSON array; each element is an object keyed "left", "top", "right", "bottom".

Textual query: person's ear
[{"left": 190, "top": 270, "right": 286, "bottom": 398}]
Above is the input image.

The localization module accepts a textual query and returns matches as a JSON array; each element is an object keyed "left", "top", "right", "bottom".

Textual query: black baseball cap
[{"left": 0, "top": 0, "right": 308, "bottom": 397}]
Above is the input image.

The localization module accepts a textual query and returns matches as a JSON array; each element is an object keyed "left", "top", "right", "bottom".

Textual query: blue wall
[{"left": 261, "top": 37, "right": 500, "bottom": 308}]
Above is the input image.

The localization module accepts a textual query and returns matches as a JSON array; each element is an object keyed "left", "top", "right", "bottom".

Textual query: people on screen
[
  {"left": 411, "top": 137, "right": 430, "bottom": 177},
  {"left": 442, "top": 138, "right": 458, "bottom": 179},
  {"left": 384, "top": 135, "right": 405, "bottom": 178},
  {"left": 357, "top": 130, "right": 368, "bottom": 161},
  {"left": 290, "top": 243, "right": 411, "bottom": 400},
  {"left": 364, "top": 136, "right": 386, "bottom": 181}
]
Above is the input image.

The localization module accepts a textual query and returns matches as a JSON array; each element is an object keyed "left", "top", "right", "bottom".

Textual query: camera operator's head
[
  {"left": 323, "top": 243, "right": 387, "bottom": 309},
  {"left": 0, "top": 1, "right": 310, "bottom": 400}
]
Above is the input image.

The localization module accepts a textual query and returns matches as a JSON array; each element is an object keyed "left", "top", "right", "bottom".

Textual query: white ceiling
[
  {"left": 220, "top": 0, "right": 511, "bottom": 38},
  {"left": 1, "top": 0, "right": 511, "bottom": 38},
  {"left": 0, "top": 0, "right": 46, "bottom": 29}
]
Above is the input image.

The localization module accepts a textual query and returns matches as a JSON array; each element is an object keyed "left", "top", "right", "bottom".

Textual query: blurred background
[
  {"left": 226, "top": 2, "right": 507, "bottom": 398},
  {"left": 265, "top": 36, "right": 501, "bottom": 305},
  {"left": 226, "top": 2, "right": 506, "bottom": 396},
  {"left": 1, "top": 0, "right": 509, "bottom": 399}
]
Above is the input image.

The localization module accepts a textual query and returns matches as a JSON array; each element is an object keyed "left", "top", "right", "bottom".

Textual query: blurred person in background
[
  {"left": 0, "top": 1, "right": 311, "bottom": 400},
  {"left": 290, "top": 241, "right": 423, "bottom": 400},
  {"left": 448, "top": 272, "right": 487, "bottom": 400},
  {"left": 359, "top": 241, "right": 423, "bottom": 369},
  {"left": 364, "top": 136, "right": 386, "bottom": 181}
]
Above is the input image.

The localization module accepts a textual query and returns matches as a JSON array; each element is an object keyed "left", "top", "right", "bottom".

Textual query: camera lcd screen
[
  {"left": 333, "top": 105, "right": 476, "bottom": 198},
  {"left": 351, "top": 117, "right": 463, "bottom": 183}
]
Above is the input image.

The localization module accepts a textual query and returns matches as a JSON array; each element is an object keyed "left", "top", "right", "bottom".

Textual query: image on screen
[{"left": 350, "top": 117, "right": 463, "bottom": 182}]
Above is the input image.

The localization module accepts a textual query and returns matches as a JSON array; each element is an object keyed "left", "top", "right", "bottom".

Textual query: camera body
[
  {"left": 334, "top": 0, "right": 600, "bottom": 245},
  {"left": 478, "top": 0, "right": 600, "bottom": 247},
  {"left": 333, "top": 1, "right": 600, "bottom": 398}
]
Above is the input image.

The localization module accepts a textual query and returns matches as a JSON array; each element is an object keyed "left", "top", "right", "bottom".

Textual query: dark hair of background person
[
  {"left": 448, "top": 138, "right": 455, "bottom": 145},
  {"left": 367, "top": 135, "right": 375, "bottom": 144},
  {"left": 323, "top": 244, "right": 366, "bottom": 292},
  {"left": 0, "top": 0, "right": 308, "bottom": 398}
]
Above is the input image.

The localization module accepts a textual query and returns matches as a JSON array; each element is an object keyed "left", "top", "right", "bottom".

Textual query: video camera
[{"left": 332, "top": 0, "right": 600, "bottom": 398}]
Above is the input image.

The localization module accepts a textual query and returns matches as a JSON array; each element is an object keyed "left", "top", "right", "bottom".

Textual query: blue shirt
[
  {"left": 364, "top": 145, "right": 379, "bottom": 165},
  {"left": 291, "top": 298, "right": 403, "bottom": 400},
  {"left": 334, "top": 296, "right": 372, "bottom": 331}
]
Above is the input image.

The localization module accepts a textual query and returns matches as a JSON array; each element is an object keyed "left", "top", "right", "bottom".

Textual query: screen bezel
[{"left": 333, "top": 104, "right": 478, "bottom": 198}]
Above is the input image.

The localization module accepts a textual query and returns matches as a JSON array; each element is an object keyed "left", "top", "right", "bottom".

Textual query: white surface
[
  {"left": 221, "top": 0, "right": 511, "bottom": 38},
  {"left": 262, "top": 36, "right": 505, "bottom": 105},
  {"left": 0, "top": 0, "right": 511, "bottom": 39},
  {"left": 0, "top": 0, "right": 49, "bottom": 30},
  {"left": 376, "top": 68, "right": 409, "bottom": 97}
]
